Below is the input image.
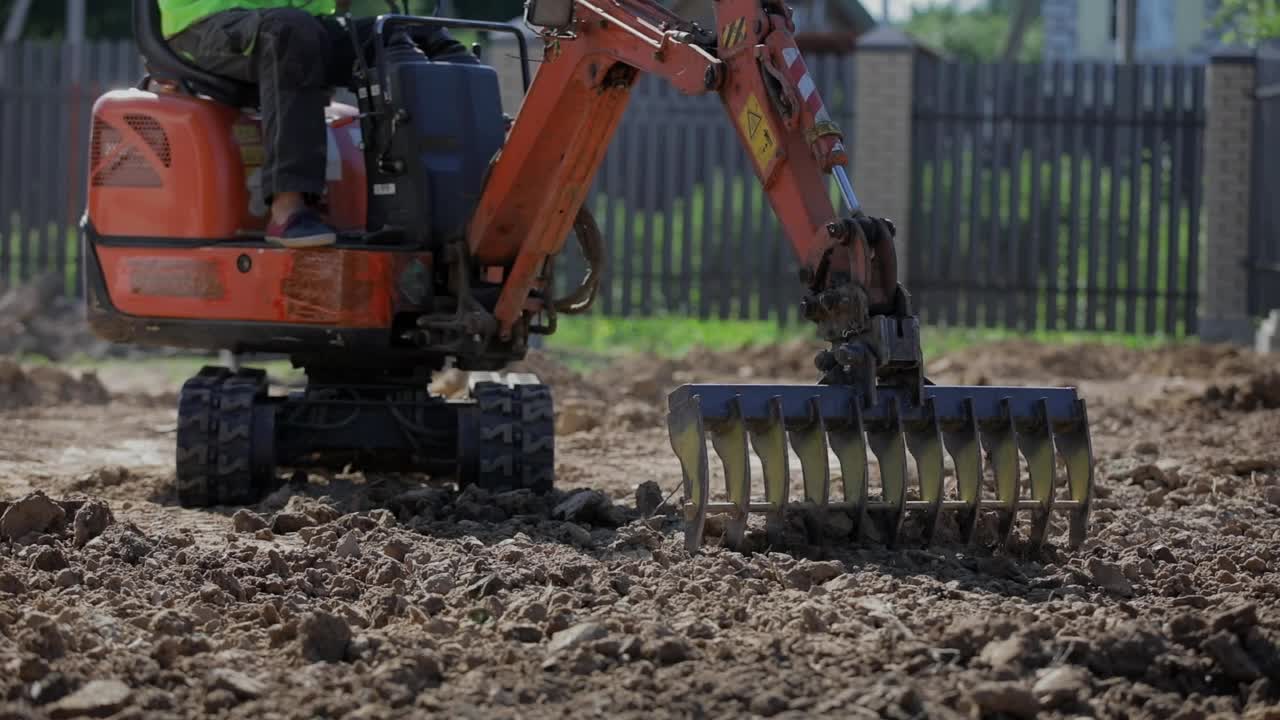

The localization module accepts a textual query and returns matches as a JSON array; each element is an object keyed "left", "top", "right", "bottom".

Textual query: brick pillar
[
  {"left": 851, "top": 27, "right": 920, "bottom": 283},
  {"left": 1199, "top": 51, "right": 1256, "bottom": 344}
]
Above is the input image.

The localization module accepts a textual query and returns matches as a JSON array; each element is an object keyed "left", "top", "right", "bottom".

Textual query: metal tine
[
  {"left": 904, "top": 397, "right": 945, "bottom": 545},
  {"left": 828, "top": 398, "right": 869, "bottom": 539},
  {"left": 789, "top": 396, "right": 831, "bottom": 505},
  {"left": 748, "top": 396, "right": 790, "bottom": 512},
  {"left": 667, "top": 396, "right": 709, "bottom": 553},
  {"left": 748, "top": 396, "right": 790, "bottom": 545},
  {"left": 788, "top": 396, "right": 832, "bottom": 542},
  {"left": 867, "top": 396, "right": 908, "bottom": 546},
  {"left": 708, "top": 395, "right": 751, "bottom": 551},
  {"left": 1055, "top": 398, "right": 1093, "bottom": 548},
  {"left": 1018, "top": 398, "right": 1058, "bottom": 550},
  {"left": 941, "top": 397, "right": 983, "bottom": 543},
  {"left": 980, "top": 398, "right": 1021, "bottom": 547}
]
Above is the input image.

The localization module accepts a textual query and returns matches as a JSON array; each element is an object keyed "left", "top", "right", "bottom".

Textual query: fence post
[
  {"left": 851, "top": 27, "right": 922, "bottom": 284},
  {"left": 1199, "top": 50, "right": 1256, "bottom": 344}
]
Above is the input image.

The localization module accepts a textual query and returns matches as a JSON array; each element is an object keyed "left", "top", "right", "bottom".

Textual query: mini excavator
[{"left": 85, "top": 0, "right": 1094, "bottom": 551}]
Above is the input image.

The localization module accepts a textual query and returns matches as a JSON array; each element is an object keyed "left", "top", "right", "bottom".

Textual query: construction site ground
[{"left": 1, "top": 339, "right": 1279, "bottom": 719}]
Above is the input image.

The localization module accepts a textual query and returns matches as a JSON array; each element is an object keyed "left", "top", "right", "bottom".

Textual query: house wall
[{"left": 1046, "top": 0, "right": 1214, "bottom": 63}]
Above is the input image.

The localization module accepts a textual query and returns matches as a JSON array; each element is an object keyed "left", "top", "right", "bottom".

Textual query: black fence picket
[
  {"left": 911, "top": 57, "right": 1206, "bottom": 336},
  {"left": 0, "top": 40, "right": 142, "bottom": 297}
]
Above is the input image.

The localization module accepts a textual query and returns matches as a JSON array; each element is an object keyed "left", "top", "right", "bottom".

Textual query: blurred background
[{"left": 0, "top": 1, "right": 1278, "bottom": 363}]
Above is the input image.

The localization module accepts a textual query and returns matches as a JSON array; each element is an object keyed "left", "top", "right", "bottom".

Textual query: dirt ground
[{"left": 1, "top": 339, "right": 1279, "bottom": 719}]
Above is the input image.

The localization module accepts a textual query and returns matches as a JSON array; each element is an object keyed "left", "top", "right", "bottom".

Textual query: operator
[{"left": 158, "top": 1, "right": 476, "bottom": 248}]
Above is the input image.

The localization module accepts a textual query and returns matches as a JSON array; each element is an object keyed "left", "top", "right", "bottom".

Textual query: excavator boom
[{"left": 476, "top": 0, "right": 1094, "bottom": 552}]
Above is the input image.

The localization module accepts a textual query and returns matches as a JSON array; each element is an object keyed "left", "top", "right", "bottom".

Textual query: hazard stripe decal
[
  {"left": 781, "top": 47, "right": 832, "bottom": 122},
  {"left": 720, "top": 17, "right": 748, "bottom": 49}
]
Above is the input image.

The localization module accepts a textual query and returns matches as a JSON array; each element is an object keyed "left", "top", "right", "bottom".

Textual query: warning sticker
[
  {"left": 720, "top": 17, "right": 747, "bottom": 50},
  {"left": 737, "top": 94, "right": 777, "bottom": 171}
]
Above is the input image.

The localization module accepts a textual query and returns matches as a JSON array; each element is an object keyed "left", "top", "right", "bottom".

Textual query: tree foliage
[
  {"left": 904, "top": 2, "right": 1044, "bottom": 63},
  {"left": 1214, "top": 0, "right": 1280, "bottom": 44}
]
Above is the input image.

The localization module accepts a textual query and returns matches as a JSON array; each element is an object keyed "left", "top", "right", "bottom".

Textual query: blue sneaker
[{"left": 266, "top": 209, "right": 337, "bottom": 249}]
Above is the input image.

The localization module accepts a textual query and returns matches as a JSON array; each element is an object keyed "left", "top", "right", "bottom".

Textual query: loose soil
[{"left": 1, "top": 340, "right": 1279, "bottom": 719}]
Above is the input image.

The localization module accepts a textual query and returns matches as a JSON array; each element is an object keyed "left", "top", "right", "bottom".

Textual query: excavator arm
[
  {"left": 469, "top": 0, "right": 900, "bottom": 371},
  {"left": 468, "top": 0, "right": 1095, "bottom": 554}
]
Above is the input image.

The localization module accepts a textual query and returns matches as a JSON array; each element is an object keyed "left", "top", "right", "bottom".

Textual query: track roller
[
  {"left": 459, "top": 380, "right": 555, "bottom": 493},
  {"left": 175, "top": 366, "right": 277, "bottom": 508}
]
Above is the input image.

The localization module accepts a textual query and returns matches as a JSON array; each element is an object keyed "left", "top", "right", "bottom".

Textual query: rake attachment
[{"left": 667, "top": 383, "right": 1093, "bottom": 553}]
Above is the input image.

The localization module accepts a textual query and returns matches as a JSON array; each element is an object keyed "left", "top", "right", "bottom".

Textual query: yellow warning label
[
  {"left": 720, "top": 17, "right": 748, "bottom": 50},
  {"left": 737, "top": 93, "right": 777, "bottom": 171}
]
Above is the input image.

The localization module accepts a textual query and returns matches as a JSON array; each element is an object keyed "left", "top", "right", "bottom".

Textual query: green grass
[
  {"left": 543, "top": 314, "right": 1176, "bottom": 363},
  {"left": 544, "top": 315, "right": 810, "bottom": 358}
]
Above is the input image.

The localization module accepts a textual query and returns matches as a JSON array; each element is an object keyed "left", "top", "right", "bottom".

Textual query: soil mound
[
  {"left": 1202, "top": 371, "right": 1280, "bottom": 411},
  {"left": 0, "top": 359, "right": 110, "bottom": 411}
]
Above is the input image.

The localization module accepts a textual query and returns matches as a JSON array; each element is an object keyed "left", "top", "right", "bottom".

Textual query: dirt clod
[
  {"left": 1087, "top": 557, "right": 1134, "bottom": 596},
  {"left": 635, "top": 481, "right": 666, "bottom": 516},
  {"left": 30, "top": 547, "right": 68, "bottom": 572},
  {"left": 968, "top": 681, "right": 1040, "bottom": 719},
  {"left": 1204, "top": 631, "right": 1264, "bottom": 682},
  {"left": 270, "top": 512, "right": 315, "bottom": 534},
  {"left": 46, "top": 679, "right": 131, "bottom": 719},
  {"left": 1032, "top": 665, "right": 1091, "bottom": 708},
  {"left": 1, "top": 491, "right": 65, "bottom": 541},
  {"left": 231, "top": 508, "right": 268, "bottom": 533},
  {"left": 1211, "top": 603, "right": 1259, "bottom": 634},
  {"left": 299, "top": 610, "right": 352, "bottom": 663},
  {"left": 72, "top": 499, "right": 113, "bottom": 547},
  {"left": 547, "top": 622, "right": 608, "bottom": 655},
  {"left": 207, "top": 669, "right": 266, "bottom": 700}
]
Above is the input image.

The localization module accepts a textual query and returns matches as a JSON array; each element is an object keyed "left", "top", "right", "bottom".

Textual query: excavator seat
[{"left": 132, "top": 0, "right": 259, "bottom": 108}]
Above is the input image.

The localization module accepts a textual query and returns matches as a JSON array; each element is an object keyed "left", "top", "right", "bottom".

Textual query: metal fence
[
  {"left": 910, "top": 58, "right": 1206, "bottom": 336},
  {"left": 1249, "top": 52, "right": 1280, "bottom": 316},
  {"left": 0, "top": 41, "right": 143, "bottom": 295}
]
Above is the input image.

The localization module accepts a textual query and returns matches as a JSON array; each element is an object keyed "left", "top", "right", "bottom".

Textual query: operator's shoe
[{"left": 266, "top": 210, "right": 338, "bottom": 249}]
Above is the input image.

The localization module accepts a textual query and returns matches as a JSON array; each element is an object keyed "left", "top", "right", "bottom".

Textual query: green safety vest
[{"left": 159, "top": 1, "right": 337, "bottom": 38}]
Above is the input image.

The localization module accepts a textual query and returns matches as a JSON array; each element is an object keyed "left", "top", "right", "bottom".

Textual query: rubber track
[
  {"left": 175, "top": 367, "right": 267, "bottom": 507},
  {"left": 469, "top": 382, "right": 555, "bottom": 493}
]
